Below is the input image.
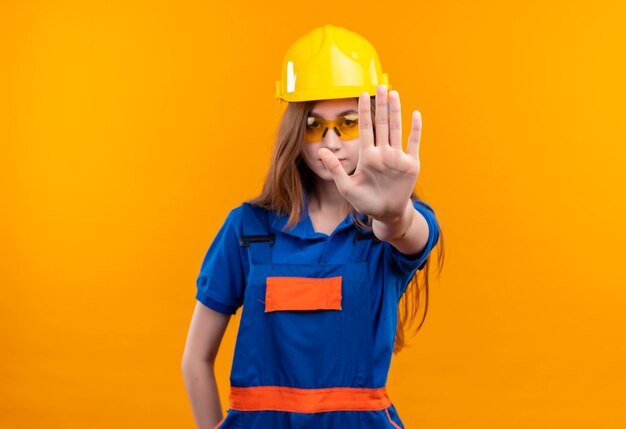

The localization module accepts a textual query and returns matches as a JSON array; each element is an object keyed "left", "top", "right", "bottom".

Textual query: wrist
[{"left": 372, "top": 200, "right": 415, "bottom": 242}]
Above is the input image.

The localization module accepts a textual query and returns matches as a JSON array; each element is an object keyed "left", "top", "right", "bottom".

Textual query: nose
[{"left": 321, "top": 127, "right": 342, "bottom": 150}]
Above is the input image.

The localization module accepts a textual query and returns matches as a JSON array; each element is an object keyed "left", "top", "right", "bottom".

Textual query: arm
[{"left": 181, "top": 301, "right": 231, "bottom": 429}]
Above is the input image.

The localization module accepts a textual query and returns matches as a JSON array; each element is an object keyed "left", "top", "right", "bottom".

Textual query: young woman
[{"left": 182, "top": 25, "right": 444, "bottom": 429}]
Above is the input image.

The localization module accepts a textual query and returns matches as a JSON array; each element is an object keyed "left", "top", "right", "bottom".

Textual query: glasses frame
[{"left": 304, "top": 114, "right": 359, "bottom": 143}]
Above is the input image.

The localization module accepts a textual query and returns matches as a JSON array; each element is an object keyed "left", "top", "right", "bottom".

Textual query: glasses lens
[
  {"left": 305, "top": 117, "right": 326, "bottom": 143},
  {"left": 336, "top": 114, "right": 359, "bottom": 140}
]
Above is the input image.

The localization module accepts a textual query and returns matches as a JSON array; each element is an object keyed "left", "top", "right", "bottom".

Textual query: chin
[{"left": 315, "top": 166, "right": 356, "bottom": 181}]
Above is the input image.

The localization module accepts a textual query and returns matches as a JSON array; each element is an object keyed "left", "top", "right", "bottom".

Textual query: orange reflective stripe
[
  {"left": 265, "top": 276, "right": 342, "bottom": 312},
  {"left": 229, "top": 386, "right": 391, "bottom": 413},
  {"left": 385, "top": 407, "right": 402, "bottom": 429}
]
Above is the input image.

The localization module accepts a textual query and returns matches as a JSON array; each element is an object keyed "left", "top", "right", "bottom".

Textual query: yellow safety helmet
[{"left": 275, "top": 25, "right": 390, "bottom": 102}]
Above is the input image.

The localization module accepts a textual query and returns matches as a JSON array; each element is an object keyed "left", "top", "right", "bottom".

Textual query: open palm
[{"left": 319, "top": 85, "right": 422, "bottom": 222}]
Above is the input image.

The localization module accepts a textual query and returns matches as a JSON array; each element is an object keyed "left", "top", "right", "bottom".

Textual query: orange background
[{"left": 2, "top": 1, "right": 625, "bottom": 428}]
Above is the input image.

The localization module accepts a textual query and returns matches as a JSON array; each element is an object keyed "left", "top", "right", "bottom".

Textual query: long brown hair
[{"left": 248, "top": 98, "right": 446, "bottom": 354}]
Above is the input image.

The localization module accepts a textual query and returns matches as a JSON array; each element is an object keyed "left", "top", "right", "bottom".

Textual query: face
[{"left": 300, "top": 98, "right": 360, "bottom": 182}]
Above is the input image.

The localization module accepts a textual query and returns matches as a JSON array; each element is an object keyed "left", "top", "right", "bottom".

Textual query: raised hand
[{"left": 318, "top": 84, "right": 422, "bottom": 223}]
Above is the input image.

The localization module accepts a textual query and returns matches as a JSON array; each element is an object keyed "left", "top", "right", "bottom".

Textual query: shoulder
[
  {"left": 222, "top": 202, "right": 279, "bottom": 235},
  {"left": 205, "top": 204, "right": 246, "bottom": 243},
  {"left": 221, "top": 202, "right": 264, "bottom": 227},
  {"left": 224, "top": 204, "right": 245, "bottom": 225}
]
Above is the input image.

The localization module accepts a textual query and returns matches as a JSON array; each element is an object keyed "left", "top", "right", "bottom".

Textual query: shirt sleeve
[
  {"left": 384, "top": 199, "right": 441, "bottom": 297},
  {"left": 195, "top": 206, "right": 247, "bottom": 315}
]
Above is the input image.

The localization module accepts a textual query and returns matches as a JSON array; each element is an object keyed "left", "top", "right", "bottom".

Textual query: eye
[
  {"left": 307, "top": 117, "right": 322, "bottom": 128},
  {"left": 340, "top": 116, "right": 358, "bottom": 127}
]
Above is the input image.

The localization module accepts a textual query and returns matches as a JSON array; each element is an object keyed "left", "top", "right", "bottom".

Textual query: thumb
[{"left": 318, "top": 148, "right": 351, "bottom": 193}]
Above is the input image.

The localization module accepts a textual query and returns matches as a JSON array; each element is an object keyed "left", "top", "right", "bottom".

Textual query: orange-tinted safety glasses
[{"left": 304, "top": 114, "right": 359, "bottom": 143}]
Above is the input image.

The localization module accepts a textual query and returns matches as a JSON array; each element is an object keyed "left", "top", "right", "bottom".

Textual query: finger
[
  {"left": 407, "top": 110, "right": 422, "bottom": 160},
  {"left": 389, "top": 90, "right": 402, "bottom": 149},
  {"left": 319, "top": 148, "right": 352, "bottom": 193},
  {"left": 358, "top": 92, "right": 375, "bottom": 150},
  {"left": 374, "top": 84, "right": 389, "bottom": 147}
]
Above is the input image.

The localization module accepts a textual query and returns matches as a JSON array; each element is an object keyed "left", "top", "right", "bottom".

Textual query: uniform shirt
[{"left": 196, "top": 198, "right": 440, "bottom": 387}]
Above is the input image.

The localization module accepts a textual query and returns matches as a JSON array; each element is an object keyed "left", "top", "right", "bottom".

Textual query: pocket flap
[{"left": 265, "top": 276, "right": 342, "bottom": 312}]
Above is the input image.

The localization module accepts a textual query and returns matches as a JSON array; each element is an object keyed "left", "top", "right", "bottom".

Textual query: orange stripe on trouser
[
  {"left": 385, "top": 407, "right": 402, "bottom": 429},
  {"left": 212, "top": 416, "right": 225, "bottom": 429},
  {"left": 229, "top": 386, "right": 392, "bottom": 413}
]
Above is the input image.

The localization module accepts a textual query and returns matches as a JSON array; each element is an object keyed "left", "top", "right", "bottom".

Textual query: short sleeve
[
  {"left": 384, "top": 199, "right": 440, "bottom": 295},
  {"left": 195, "top": 206, "right": 247, "bottom": 315}
]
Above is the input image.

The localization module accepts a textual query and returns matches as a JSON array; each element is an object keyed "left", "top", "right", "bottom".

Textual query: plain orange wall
[{"left": 2, "top": 1, "right": 625, "bottom": 428}]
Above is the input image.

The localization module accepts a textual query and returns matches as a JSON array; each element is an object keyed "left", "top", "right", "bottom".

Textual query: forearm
[
  {"left": 372, "top": 200, "right": 430, "bottom": 255},
  {"left": 182, "top": 358, "right": 223, "bottom": 429}
]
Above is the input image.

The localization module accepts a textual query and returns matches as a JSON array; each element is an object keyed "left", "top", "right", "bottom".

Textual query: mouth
[{"left": 317, "top": 158, "right": 347, "bottom": 163}]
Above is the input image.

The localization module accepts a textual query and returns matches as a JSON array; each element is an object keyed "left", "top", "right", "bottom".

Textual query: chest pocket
[{"left": 262, "top": 273, "right": 343, "bottom": 387}]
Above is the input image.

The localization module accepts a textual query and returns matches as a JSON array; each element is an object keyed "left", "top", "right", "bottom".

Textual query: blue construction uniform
[{"left": 196, "top": 198, "right": 440, "bottom": 428}]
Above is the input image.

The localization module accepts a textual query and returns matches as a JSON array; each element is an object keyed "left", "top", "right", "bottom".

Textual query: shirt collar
[{"left": 269, "top": 193, "right": 360, "bottom": 239}]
